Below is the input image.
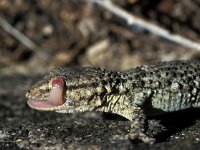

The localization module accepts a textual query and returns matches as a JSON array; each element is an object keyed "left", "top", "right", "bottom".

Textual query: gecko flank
[{"left": 26, "top": 60, "right": 200, "bottom": 143}]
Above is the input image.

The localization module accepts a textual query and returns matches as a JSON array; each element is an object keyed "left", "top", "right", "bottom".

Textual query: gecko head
[
  {"left": 26, "top": 76, "right": 66, "bottom": 111},
  {"left": 26, "top": 66, "right": 104, "bottom": 112}
]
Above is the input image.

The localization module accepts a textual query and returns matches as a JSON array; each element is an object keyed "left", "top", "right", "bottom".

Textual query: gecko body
[{"left": 26, "top": 60, "right": 200, "bottom": 143}]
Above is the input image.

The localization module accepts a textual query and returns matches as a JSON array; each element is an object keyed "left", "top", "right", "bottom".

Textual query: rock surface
[{"left": 0, "top": 74, "right": 200, "bottom": 149}]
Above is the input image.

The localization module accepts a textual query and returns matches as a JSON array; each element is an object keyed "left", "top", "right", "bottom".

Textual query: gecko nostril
[{"left": 25, "top": 91, "right": 30, "bottom": 98}]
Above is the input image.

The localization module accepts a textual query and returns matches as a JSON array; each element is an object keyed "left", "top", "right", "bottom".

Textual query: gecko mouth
[{"left": 27, "top": 77, "right": 65, "bottom": 110}]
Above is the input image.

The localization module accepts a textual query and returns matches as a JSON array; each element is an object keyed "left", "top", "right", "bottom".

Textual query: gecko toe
[{"left": 128, "top": 132, "right": 155, "bottom": 144}]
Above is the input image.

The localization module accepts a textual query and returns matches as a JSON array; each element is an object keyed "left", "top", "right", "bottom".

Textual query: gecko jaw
[{"left": 27, "top": 77, "right": 65, "bottom": 110}]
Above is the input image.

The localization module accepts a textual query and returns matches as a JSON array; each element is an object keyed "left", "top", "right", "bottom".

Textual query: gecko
[{"left": 25, "top": 60, "right": 200, "bottom": 143}]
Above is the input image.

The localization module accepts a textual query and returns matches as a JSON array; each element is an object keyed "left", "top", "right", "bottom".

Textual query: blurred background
[
  {"left": 1, "top": 0, "right": 200, "bottom": 74},
  {"left": 1, "top": 1, "right": 200, "bottom": 149}
]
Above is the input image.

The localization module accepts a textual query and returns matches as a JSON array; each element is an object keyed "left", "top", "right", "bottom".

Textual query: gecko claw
[
  {"left": 111, "top": 133, "right": 155, "bottom": 144},
  {"left": 127, "top": 133, "right": 155, "bottom": 144}
]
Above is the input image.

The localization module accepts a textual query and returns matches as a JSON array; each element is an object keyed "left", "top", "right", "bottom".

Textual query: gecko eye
[
  {"left": 49, "top": 77, "right": 65, "bottom": 89},
  {"left": 51, "top": 77, "right": 65, "bottom": 88}
]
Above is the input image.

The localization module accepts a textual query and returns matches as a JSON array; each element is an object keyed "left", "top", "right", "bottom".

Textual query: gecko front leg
[
  {"left": 113, "top": 105, "right": 155, "bottom": 144},
  {"left": 127, "top": 106, "right": 155, "bottom": 144}
]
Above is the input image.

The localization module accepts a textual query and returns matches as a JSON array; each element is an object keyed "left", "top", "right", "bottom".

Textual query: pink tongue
[{"left": 27, "top": 77, "right": 65, "bottom": 110}]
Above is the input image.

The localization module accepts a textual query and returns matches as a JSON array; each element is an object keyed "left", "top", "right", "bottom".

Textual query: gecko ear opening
[{"left": 27, "top": 77, "right": 65, "bottom": 110}]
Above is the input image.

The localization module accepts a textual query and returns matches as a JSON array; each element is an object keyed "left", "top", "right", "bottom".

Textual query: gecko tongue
[{"left": 27, "top": 77, "right": 65, "bottom": 110}]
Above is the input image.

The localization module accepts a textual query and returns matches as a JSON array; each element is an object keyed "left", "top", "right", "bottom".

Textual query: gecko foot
[
  {"left": 111, "top": 133, "right": 155, "bottom": 144},
  {"left": 127, "top": 132, "right": 155, "bottom": 144}
]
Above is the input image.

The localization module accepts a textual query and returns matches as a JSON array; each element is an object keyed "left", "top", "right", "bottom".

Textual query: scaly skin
[{"left": 26, "top": 60, "right": 200, "bottom": 143}]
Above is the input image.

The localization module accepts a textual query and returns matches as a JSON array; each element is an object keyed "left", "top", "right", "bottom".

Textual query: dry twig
[
  {"left": 88, "top": 0, "right": 200, "bottom": 52},
  {"left": 0, "top": 15, "right": 51, "bottom": 61}
]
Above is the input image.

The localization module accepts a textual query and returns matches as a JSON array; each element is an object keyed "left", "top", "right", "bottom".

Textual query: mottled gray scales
[
  {"left": 124, "top": 60, "right": 200, "bottom": 113},
  {"left": 26, "top": 60, "right": 200, "bottom": 144}
]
